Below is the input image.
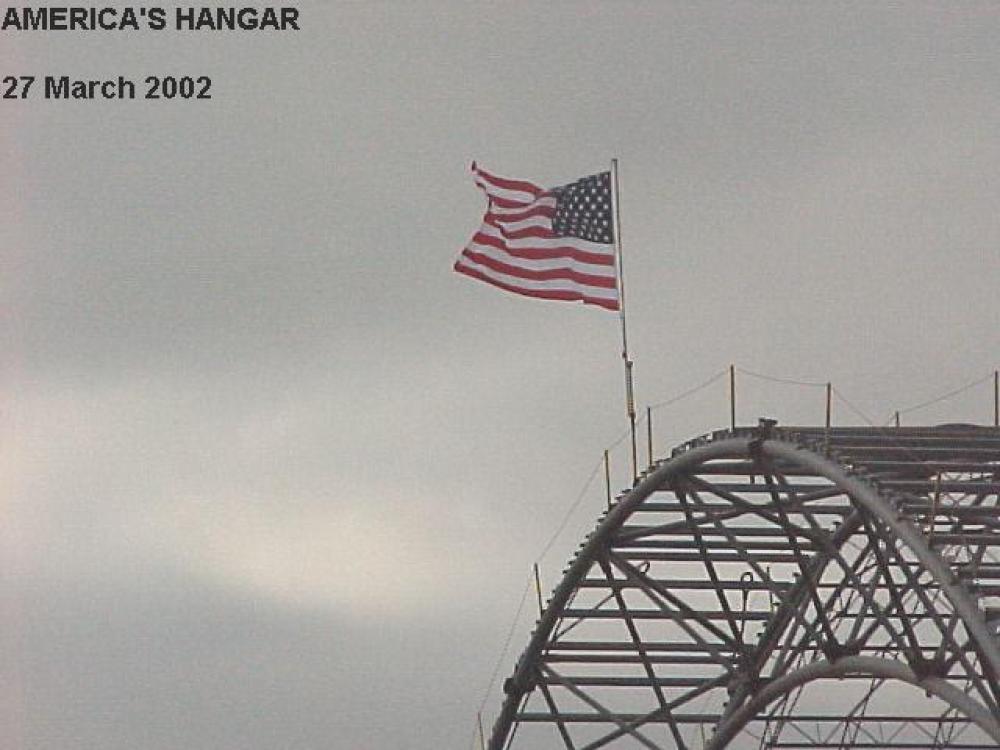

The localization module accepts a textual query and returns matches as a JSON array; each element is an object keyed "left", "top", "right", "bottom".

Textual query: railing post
[
  {"left": 604, "top": 449, "right": 611, "bottom": 509},
  {"left": 533, "top": 563, "right": 544, "bottom": 618},
  {"left": 646, "top": 406, "right": 653, "bottom": 468},
  {"left": 729, "top": 364, "right": 736, "bottom": 431},
  {"left": 994, "top": 370, "right": 998, "bottom": 427},
  {"left": 825, "top": 382, "right": 832, "bottom": 430}
]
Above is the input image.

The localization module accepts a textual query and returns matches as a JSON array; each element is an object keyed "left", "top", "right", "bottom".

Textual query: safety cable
[
  {"left": 897, "top": 372, "right": 994, "bottom": 416},
  {"left": 737, "top": 367, "right": 827, "bottom": 389},
  {"left": 648, "top": 367, "right": 729, "bottom": 410},
  {"left": 537, "top": 456, "right": 604, "bottom": 561},
  {"left": 471, "top": 570, "right": 534, "bottom": 750},
  {"left": 474, "top": 454, "right": 605, "bottom": 748}
]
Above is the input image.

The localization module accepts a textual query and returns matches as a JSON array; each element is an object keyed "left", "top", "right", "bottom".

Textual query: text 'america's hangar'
[{"left": 1, "top": 6, "right": 301, "bottom": 32}]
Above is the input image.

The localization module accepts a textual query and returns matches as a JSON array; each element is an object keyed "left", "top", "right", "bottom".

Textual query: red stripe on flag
[
  {"left": 470, "top": 231, "right": 615, "bottom": 266},
  {"left": 485, "top": 194, "right": 536, "bottom": 210},
  {"left": 458, "top": 249, "right": 618, "bottom": 289},
  {"left": 473, "top": 166, "right": 545, "bottom": 198},
  {"left": 482, "top": 216, "right": 559, "bottom": 241},
  {"left": 484, "top": 205, "right": 556, "bottom": 223},
  {"left": 454, "top": 263, "right": 619, "bottom": 311}
]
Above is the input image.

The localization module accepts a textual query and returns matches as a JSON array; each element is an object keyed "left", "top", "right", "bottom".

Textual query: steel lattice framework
[{"left": 489, "top": 423, "right": 1000, "bottom": 750}]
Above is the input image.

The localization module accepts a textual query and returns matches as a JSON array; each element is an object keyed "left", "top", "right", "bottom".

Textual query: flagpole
[{"left": 610, "top": 158, "right": 637, "bottom": 481}]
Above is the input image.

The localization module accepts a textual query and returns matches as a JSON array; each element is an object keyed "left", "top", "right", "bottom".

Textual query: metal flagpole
[{"left": 610, "top": 158, "right": 638, "bottom": 481}]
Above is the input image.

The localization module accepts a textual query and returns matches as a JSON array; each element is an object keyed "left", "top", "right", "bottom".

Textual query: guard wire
[
  {"left": 648, "top": 367, "right": 729, "bottom": 411},
  {"left": 736, "top": 367, "right": 827, "bottom": 388},
  {"left": 472, "top": 570, "right": 535, "bottom": 749},
  {"left": 897, "top": 372, "right": 994, "bottom": 417},
  {"left": 538, "top": 455, "right": 604, "bottom": 562},
  {"left": 474, "top": 455, "right": 605, "bottom": 748}
]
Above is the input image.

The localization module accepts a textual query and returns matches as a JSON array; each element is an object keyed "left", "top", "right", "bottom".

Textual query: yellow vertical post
[
  {"left": 729, "top": 364, "right": 736, "bottom": 431},
  {"left": 604, "top": 449, "right": 611, "bottom": 509},
  {"left": 646, "top": 406, "right": 653, "bottom": 468},
  {"left": 994, "top": 370, "right": 998, "bottom": 427},
  {"left": 533, "top": 563, "right": 544, "bottom": 618},
  {"left": 825, "top": 382, "right": 832, "bottom": 430}
]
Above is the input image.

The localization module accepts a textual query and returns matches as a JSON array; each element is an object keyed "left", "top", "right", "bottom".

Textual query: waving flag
[{"left": 454, "top": 163, "right": 620, "bottom": 311}]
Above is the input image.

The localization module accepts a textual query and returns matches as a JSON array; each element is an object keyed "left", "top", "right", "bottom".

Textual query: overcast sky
[{"left": 3, "top": 3, "right": 1000, "bottom": 748}]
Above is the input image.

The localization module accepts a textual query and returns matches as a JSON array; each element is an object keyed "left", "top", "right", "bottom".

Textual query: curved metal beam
[
  {"left": 718, "top": 439, "right": 1000, "bottom": 723},
  {"left": 704, "top": 655, "right": 1000, "bottom": 749},
  {"left": 761, "top": 441, "right": 1000, "bottom": 681},
  {"left": 488, "top": 437, "right": 753, "bottom": 750}
]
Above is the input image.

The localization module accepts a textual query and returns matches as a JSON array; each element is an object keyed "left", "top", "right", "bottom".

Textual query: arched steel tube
[
  {"left": 760, "top": 441, "right": 1000, "bottom": 681},
  {"left": 717, "top": 440, "right": 1000, "bottom": 724},
  {"left": 488, "top": 438, "right": 753, "bottom": 750},
  {"left": 703, "top": 655, "right": 1000, "bottom": 749}
]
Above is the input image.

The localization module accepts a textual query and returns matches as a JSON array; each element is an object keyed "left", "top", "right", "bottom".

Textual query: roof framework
[{"left": 489, "top": 424, "right": 1000, "bottom": 750}]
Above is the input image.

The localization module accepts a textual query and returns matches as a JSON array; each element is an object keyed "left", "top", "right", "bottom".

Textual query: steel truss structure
[{"left": 489, "top": 424, "right": 1000, "bottom": 750}]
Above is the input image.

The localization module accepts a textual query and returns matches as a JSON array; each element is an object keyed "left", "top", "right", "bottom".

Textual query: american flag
[{"left": 454, "top": 163, "right": 620, "bottom": 311}]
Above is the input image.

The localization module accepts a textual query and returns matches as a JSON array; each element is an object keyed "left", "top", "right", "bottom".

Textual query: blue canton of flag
[{"left": 551, "top": 171, "right": 615, "bottom": 244}]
